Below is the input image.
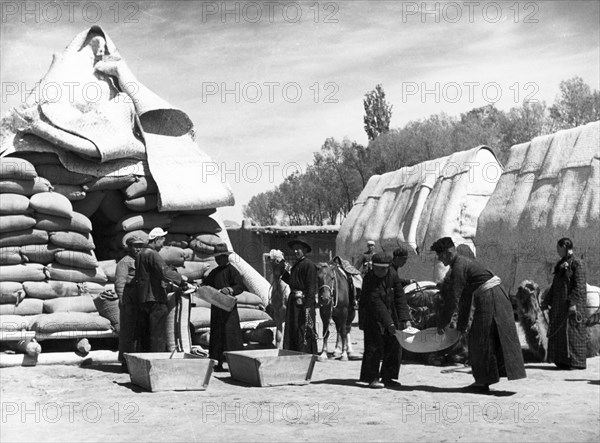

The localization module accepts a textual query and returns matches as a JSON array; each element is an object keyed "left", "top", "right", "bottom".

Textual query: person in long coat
[
  {"left": 541, "top": 237, "right": 588, "bottom": 369},
  {"left": 359, "top": 253, "right": 412, "bottom": 388},
  {"left": 433, "top": 237, "right": 526, "bottom": 392},
  {"left": 203, "top": 247, "right": 245, "bottom": 371},
  {"left": 282, "top": 237, "right": 318, "bottom": 354}
]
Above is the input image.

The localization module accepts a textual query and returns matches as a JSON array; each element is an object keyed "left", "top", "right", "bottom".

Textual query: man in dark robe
[
  {"left": 115, "top": 235, "right": 144, "bottom": 370},
  {"left": 135, "top": 227, "right": 185, "bottom": 352},
  {"left": 359, "top": 253, "right": 411, "bottom": 388},
  {"left": 282, "top": 236, "right": 318, "bottom": 354},
  {"left": 433, "top": 237, "right": 526, "bottom": 392},
  {"left": 203, "top": 246, "right": 245, "bottom": 372}
]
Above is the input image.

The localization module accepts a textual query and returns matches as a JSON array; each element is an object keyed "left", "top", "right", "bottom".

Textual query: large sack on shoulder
[
  {"left": 164, "top": 233, "right": 189, "bottom": 249},
  {"left": 46, "top": 263, "right": 107, "bottom": 284},
  {"left": 0, "top": 228, "right": 48, "bottom": 247},
  {"left": 169, "top": 215, "right": 221, "bottom": 234},
  {"left": 124, "top": 194, "right": 158, "bottom": 212},
  {"left": 0, "top": 314, "right": 36, "bottom": 331},
  {"left": 159, "top": 246, "right": 186, "bottom": 267},
  {"left": 34, "top": 164, "right": 90, "bottom": 185},
  {"left": 83, "top": 175, "right": 136, "bottom": 192},
  {"left": 0, "top": 247, "right": 24, "bottom": 265},
  {"left": 71, "top": 191, "right": 105, "bottom": 217},
  {"left": 177, "top": 262, "right": 210, "bottom": 280},
  {"left": 0, "top": 157, "right": 37, "bottom": 180},
  {"left": 0, "top": 214, "right": 37, "bottom": 233},
  {"left": 20, "top": 244, "right": 61, "bottom": 264},
  {"left": 0, "top": 282, "right": 25, "bottom": 304},
  {"left": 30, "top": 312, "right": 112, "bottom": 333},
  {"left": 55, "top": 250, "right": 98, "bottom": 269},
  {"left": 35, "top": 212, "right": 92, "bottom": 234},
  {"left": 0, "top": 194, "right": 30, "bottom": 215},
  {"left": 0, "top": 263, "right": 48, "bottom": 282},
  {"left": 52, "top": 184, "right": 86, "bottom": 201},
  {"left": 117, "top": 212, "right": 172, "bottom": 232},
  {"left": 124, "top": 176, "right": 158, "bottom": 200},
  {"left": 43, "top": 295, "right": 97, "bottom": 313},
  {"left": 49, "top": 231, "right": 95, "bottom": 251},
  {"left": 98, "top": 260, "right": 117, "bottom": 282},
  {"left": 0, "top": 298, "right": 44, "bottom": 315},
  {"left": 24, "top": 280, "right": 80, "bottom": 299},
  {"left": 99, "top": 190, "right": 129, "bottom": 223},
  {"left": 0, "top": 177, "right": 52, "bottom": 195},
  {"left": 29, "top": 192, "right": 73, "bottom": 218}
]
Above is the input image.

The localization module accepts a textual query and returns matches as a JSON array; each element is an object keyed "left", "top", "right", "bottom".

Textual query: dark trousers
[
  {"left": 118, "top": 302, "right": 139, "bottom": 362},
  {"left": 209, "top": 305, "right": 244, "bottom": 365},
  {"left": 360, "top": 320, "right": 401, "bottom": 383},
  {"left": 138, "top": 301, "right": 169, "bottom": 352}
]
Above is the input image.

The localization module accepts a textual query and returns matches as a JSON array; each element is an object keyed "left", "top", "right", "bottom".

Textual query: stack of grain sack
[{"left": 0, "top": 26, "right": 273, "bottom": 352}]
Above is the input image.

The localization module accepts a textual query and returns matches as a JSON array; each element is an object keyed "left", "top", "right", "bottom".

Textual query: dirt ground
[{"left": 1, "top": 327, "right": 599, "bottom": 443}]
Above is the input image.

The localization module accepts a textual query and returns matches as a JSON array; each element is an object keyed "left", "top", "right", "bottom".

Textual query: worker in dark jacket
[
  {"left": 203, "top": 245, "right": 246, "bottom": 372},
  {"left": 359, "top": 253, "right": 411, "bottom": 389},
  {"left": 135, "top": 227, "right": 185, "bottom": 352},
  {"left": 115, "top": 235, "right": 144, "bottom": 370}
]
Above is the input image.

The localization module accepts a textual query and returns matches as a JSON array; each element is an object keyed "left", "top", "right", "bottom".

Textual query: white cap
[
  {"left": 148, "top": 227, "right": 168, "bottom": 240},
  {"left": 367, "top": 240, "right": 375, "bottom": 246}
]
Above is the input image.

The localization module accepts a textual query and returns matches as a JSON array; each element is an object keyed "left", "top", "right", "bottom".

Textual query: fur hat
[
  {"left": 430, "top": 237, "right": 455, "bottom": 253},
  {"left": 288, "top": 236, "right": 312, "bottom": 253}
]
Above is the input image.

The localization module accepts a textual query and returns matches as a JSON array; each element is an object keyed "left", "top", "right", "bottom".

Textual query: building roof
[{"left": 250, "top": 225, "right": 340, "bottom": 236}]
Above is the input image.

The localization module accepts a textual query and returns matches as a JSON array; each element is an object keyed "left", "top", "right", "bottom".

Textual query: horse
[{"left": 317, "top": 262, "right": 352, "bottom": 361}]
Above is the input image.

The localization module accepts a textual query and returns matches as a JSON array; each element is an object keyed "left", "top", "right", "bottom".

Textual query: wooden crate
[
  {"left": 224, "top": 349, "right": 317, "bottom": 387},
  {"left": 124, "top": 352, "right": 215, "bottom": 392}
]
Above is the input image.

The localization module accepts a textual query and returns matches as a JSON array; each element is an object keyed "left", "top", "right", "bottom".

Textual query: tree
[
  {"left": 242, "top": 189, "right": 281, "bottom": 225},
  {"left": 363, "top": 84, "right": 393, "bottom": 141},
  {"left": 548, "top": 76, "right": 600, "bottom": 131}
]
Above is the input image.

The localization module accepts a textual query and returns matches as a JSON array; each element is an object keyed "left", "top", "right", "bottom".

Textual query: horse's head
[{"left": 317, "top": 262, "right": 335, "bottom": 304}]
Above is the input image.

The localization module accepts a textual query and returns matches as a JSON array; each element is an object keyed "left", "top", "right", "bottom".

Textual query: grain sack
[
  {"left": 0, "top": 282, "right": 25, "bottom": 304},
  {"left": 244, "top": 328, "right": 274, "bottom": 345},
  {"left": 0, "top": 314, "right": 34, "bottom": 331},
  {"left": 190, "top": 306, "right": 211, "bottom": 330},
  {"left": 30, "top": 312, "right": 112, "bottom": 333},
  {"left": 98, "top": 260, "right": 117, "bottom": 282},
  {"left": 71, "top": 191, "right": 105, "bottom": 217},
  {"left": 43, "top": 295, "right": 97, "bottom": 313},
  {"left": 83, "top": 175, "right": 136, "bottom": 192},
  {"left": 119, "top": 230, "right": 149, "bottom": 248},
  {"left": 0, "top": 177, "right": 53, "bottom": 195},
  {"left": 238, "top": 308, "right": 272, "bottom": 323},
  {"left": 176, "top": 262, "right": 210, "bottom": 280},
  {"left": 0, "top": 228, "right": 48, "bottom": 247},
  {"left": 236, "top": 291, "right": 265, "bottom": 308},
  {"left": 20, "top": 244, "right": 61, "bottom": 264},
  {"left": 182, "top": 248, "right": 214, "bottom": 262},
  {"left": 46, "top": 263, "right": 107, "bottom": 284},
  {"left": 23, "top": 280, "right": 81, "bottom": 299},
  {"left": 165, "top": 233, "right": 189, "bottom": 248},
  {"left": 99, "top": 190, "right": 129, "bottom": 223},
  {"left": 0, "top": 214, "right": 37, "bottom": 233},
  {"left": 0, "top": 298, "right": 44, "bottom": 315},
  {"left": 34, "top": 164, "right": 90, "bottom": 185},
  {"left": 169, "top": 215, "right": 221, "bottom": 234},
  {"left": 55, "top": 250, "right": 98, "bottom": 269},
  {"left": 29, "top": 191, "right": 73, "bottom": 218},
  {"left": 80, "top": 282, "right": 115, "bottom": 295},
  {"left": 0, "top": 247, "right": 24, "bottom": 265},
  {"left": 184, "top": 208, "right": 217, "bottom": 216},
  {"left": 159, "top": 246, "right": 186, "bottom": 267},
  {"left": 49, "top": 231, "right": 95, "bottom": 251},
  {"left": 93, "top": 290, "right": 120, "bottom": 332},
  {"left": 124, "top": 176, "right": 158, "bottom": 199},
  {"left": 15, "top": 152, "right": 61, "bottom": 166},
  {"left": 117, "top": 212, "right": 172, "bottom": 232},
  {"left": 52, "top": 184, "right": 86, "bottom": 201},
  {"left": 0, "top": 157, "right": 37, "bottom": 180},
  {"left": 0, "top": 263, "right": 48, "bottom": 282},
  {"left": 35, "top": 212, "right": 92, "bottom": 234},
  {"left": 188, "top": 240, "right": 215, "bottom": 255},
  {"left": 0, "top": 193, "right": 30, "bottom": 215},
  {"left": 124, "top": 194, "right": 158, "bottom": 212}
]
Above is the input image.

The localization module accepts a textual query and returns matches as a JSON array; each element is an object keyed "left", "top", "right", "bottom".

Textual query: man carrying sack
[
  {"left": 432, "top": 237, "right": 526, "bottom": 392},
  {"left": 203, "top": 244, "right": 245, "bottom": 372}
]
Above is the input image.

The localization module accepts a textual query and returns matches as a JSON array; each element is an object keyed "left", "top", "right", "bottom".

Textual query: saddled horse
[{"left": 317, "top": 262, "right": 352, "bottom": 361}]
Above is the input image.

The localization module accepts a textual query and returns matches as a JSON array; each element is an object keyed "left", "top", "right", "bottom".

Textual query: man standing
[
  {"left": 203, "top": 245, "right": 245, "bottom": 372},
  {"left": 282, "top": 236, "right": 318, "bottom": 354},
  {"left": 360, "top": 253, "right": 411, "bottom": 389},
  {"left": 391, "top": 245, "right": 416, "bottom": 287},
  {"left": 135, "top": 227, "right": 185, "bottom": 352},
  {"left": 115, "top": 235, "right": 144, "bottom": 370},
  {"left": 432, "top": 237, "right": 526, "bottom": 392},
  {"left": 358, "top": 240, "right": 376, "bottom": 276}
]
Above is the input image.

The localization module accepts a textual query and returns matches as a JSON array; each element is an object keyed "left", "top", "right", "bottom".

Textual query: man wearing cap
[
  {"left": 359, "top": 253, "right": 411, "bottom": 388},
  {"left": 135, "top": 227, "right": 185, "bottom": 352},
  {"left": 282, "top": 236, "right": 318, "bottom": 354},
  {"left": 203, "top": 245, "right": 245, "bottom": 372},
  {"left": 358, "top": 240, "right": 376, "bottom": 276},
  {"left": 391, "top": 245, "right": 416, "bottom": 287},
  {"left": 115, "top": 235, "right": 144, "bottom": 371},
  {"left": 431, "top": 237, "right": 526, "bottom": 392}
]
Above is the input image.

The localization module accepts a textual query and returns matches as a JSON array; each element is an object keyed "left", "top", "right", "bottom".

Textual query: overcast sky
[{"left": 1, "top": 0, "right": 599, "bottom": 221}]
